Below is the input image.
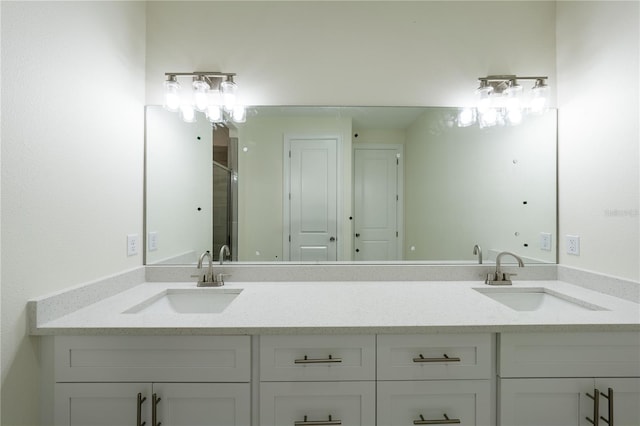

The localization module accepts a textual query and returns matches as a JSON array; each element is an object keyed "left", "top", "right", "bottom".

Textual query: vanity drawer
[
  {"left": 377, "top": 334, "right": 493, "bottom": 380},
  {"left": 55, "top": 335, "right": 250, "bottom": 382},
  {"left": 260, "top": 381, "right": 376, "bottom": 426},
  {"left": 499, "top": 332, "right": 640, "bottom": 378},
  {"left": 260, "top": 335, "right": 376, "bottom": 381},
  {"left": 377, "top": 380, "right": 491, "bottom": 426}
]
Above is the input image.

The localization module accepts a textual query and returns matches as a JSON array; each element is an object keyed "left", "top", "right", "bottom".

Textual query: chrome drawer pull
[
  {"left": 412, "top": 354, "right": 461, "bottom": 363},
  {"left": 413, "top": 413, "right": 461, "bottom": 425},
  {"left": 599, "top": 388, "right": 613, "bottom": 426},
  {"left": 294, "top": 414, "right": 342, "bottom": 425},
  {"left": 294, "top": 354, "right": 343, "bottom": 364},
  {"left": 586, "top": 389, "right": 600, "bottom": 426},
  {"left": 137, "top": 393, "right": 147, "bottom": 426}
]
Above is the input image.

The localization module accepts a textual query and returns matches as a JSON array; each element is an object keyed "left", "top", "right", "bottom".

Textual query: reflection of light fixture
[
  {"left": 461, "top": 75, "right": 550, "bottom": 127},
  {"left": 163, "top": 72, "right": 248, "bottom": 125}
]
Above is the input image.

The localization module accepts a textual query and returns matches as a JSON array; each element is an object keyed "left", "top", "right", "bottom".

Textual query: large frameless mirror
[{"left": 145, "top": 106, "right": 557, "bottom": 265}]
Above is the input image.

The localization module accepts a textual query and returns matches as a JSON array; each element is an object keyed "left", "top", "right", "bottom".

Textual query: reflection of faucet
[
  {"left": 485, "top": 251, "right": 524, "bottom": 285},
  {"left": 473, "top": 244, "right": 483, "bottom": 264},
  {"left": 219, "top": 244, "right": 230, "bottom": 265},
  {"left": 193, "top": 250, "right": 227, "bottom": 287}
]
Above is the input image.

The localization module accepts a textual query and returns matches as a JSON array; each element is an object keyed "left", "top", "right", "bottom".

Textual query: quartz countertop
[{"left": 29, "top": 280, "right": 640, "bottom": 335}]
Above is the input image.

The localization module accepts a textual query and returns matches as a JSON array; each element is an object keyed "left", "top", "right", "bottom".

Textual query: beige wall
[
  {"left": 556, "top": 1, "right": 639, "bottom": 280},
  {"left": 1, "top": 2, "right": 146, "bottom": 424}
]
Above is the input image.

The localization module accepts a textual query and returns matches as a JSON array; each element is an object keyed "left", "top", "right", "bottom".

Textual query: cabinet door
[
  {"left": 55, "top": 383, "right": 151, "bottom": 426},
  {"left": 596, "top": 378, "right": 640, "bottom": 426},
  {"left": 499, "top": 378, "right": 594, "bottom": 426},
  {"left": 153, "top": 383, "right": 250, "bottom": 426},
  {"left": 260, "top": 381, "right": 376, "bottom": 426},
  {"left": 377, "top": 380, "right": 491, "bottom": 426}
]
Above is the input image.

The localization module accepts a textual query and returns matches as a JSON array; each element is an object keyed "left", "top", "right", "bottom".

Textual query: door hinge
[
  {"left": 396, "top": 194, "right": 399, "bottom": 201},
  {"left": 289, "top": 150, "right": 291, "bottom": 158},
  {"left": 396, "top": 231, "right": 399, "bottom": 237},
  {"left": 289, "top": 193, "right": 291, "bottom": 200},
  {"left": 396, "top": 158, "right": 399, "bottom": 165},
  {"left": 289, "top": 235, "right": 291, "bottom": 242}
]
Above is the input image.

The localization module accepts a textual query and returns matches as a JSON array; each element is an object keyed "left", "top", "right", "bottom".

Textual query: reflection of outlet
[
  {"left": 540, "top": 232, "right": 552, "bottom": 251},
  {"left": 148, "top": 232, "right": 158, "bottom": 251},
  {"left": 566, "top": 235, "right": 580, "bottom": 255}
]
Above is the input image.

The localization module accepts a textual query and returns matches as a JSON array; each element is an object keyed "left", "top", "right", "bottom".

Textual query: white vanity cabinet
[
  {"left": 376, "top": 334, "right": 494, "bottom": 426},
  {"left": 53, "top": 336, "right": 251, "bottom": 426},
  {"left": 498, "top": 332, "right": 640, "bottom": 426},
  {"left": 259, "top": 335, "right": 377, "bottom": 425}
]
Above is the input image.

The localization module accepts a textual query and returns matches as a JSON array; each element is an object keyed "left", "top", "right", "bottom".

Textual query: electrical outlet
[
  {"left": 127, "top": 234, "right": 139, "bottom": 256},
  {"left": 148, "top": 231, "right": 158, "bottom": 252},
  {"left": 566, "top": 235, "right": 580, "bottom": 255},
  {"left": 540, "top": 232, "right": 552, "bottom": 251}
]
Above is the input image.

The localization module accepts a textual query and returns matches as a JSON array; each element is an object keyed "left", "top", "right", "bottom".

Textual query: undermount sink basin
[
  {"left": 123, "top": 288, "right": 242, "bottom": 314},
  {"left": 474, "top": 287, "right": 606, "bottom": 312}
]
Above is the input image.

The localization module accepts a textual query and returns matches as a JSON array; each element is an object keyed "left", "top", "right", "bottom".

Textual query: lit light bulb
[
  {"left": 232, "top": 105, "right": 246, "bottom": 123},
  {"left": 192, "top": 77, "right": 210, "bottom": 112},
  {"left": 180, "top": 104, "right": 196, "bottom": 123},
  {"left": 163, "top": 75, "right": 180, "bottom": 112},
  {"left": 478, "top": 108, "right": 498, "bottom": 128},
  {"left": 221, "top": 76, "right": 238, "bottom": 112},
  {"left": 457, "top": 108, "right": 476, "bottom": 127},
  {"left": 206, "top": 105, "right": 223, "bottom": 123}
]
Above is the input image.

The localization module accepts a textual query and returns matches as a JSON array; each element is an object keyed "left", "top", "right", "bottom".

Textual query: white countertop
[{"left": 30, "top": 280, "right": 640, "bottom": 335}]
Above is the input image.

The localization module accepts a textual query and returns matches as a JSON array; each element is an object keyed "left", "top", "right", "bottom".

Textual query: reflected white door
[
  {"left": 287, "top": 137, "right": 338, "bottom": 261},
  {"left": 354, "top": 146, "right": 401, "bottom": 260}
]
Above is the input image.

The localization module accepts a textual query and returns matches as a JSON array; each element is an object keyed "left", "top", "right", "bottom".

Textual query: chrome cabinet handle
[
  {"left": 152, "top": 393, "right": 162, "bottom": 426},
  {"left": 294, "top": 354, "right": 343, "bottom": 364},
  {"left": 412, "top": 354, "right": 461, "bottom": 363},
  {"left": 294, "top": 415, "right": 342, "bottom": 425},
  {"left": 413, "top": 413, "right": 461, "bottom": 425},
  {"left": 137, "top": 393, "right": 147, "bottom": 426},
  {"left": 600, "top": 388, "right": 613, "bottom": 426},
  {"left": 586, "top": 389, "right": 600, "bottom": 426}
]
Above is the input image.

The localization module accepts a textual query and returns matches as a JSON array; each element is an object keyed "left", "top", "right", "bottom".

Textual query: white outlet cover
[
  {"left": 566, "top": 235, "right": 580, "bottom": 255},
  {"left": 148, "top": 232, "right": 158, "bottom": 251},
  {"left": 540, "top": 232, "right": 552, "bottom": 251},
  {"left": 127, "top": 234, "right": 139, "bottom": 256}
]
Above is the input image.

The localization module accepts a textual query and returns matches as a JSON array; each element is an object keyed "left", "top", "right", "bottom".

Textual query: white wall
[
  {"left": 145, "top": 1, "right": 556, "bottom": 107},
  {"left": 0, "top": 2, "right": 146, "bottom": 424},
  {"left": 557, "top": 1, "right": 640, "bottom": 281}
]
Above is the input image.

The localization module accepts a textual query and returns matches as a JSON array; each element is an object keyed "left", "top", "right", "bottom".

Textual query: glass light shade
[
  {"left": 163, "top": 79, "right": 181, "bottom": 112},
  {"left": 179, "top": 104, "right": 196, "bottom": 123},
  {"left": 232, "top": 105, "right": 246, "bottom": 123},
  {"left": 506, "top": 107, "right": 523, "bottom": 125},
  {"left": 475, "top": 84, "right": 494, "bottom": 111},
  {"left": 192, "top": 78, "right": 210, "bottom": 112},
  {"left": 221, "top": 80, "right": 238, "bottom": 112},
  {"left": 530, "top": 82, "right": 549, "bottom": 114}
]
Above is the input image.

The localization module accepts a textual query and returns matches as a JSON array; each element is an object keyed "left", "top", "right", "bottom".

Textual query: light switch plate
[
  {"left": 540, "top": 232, "right": 552, "bottom": 251},
  {"left": 148, "top": 232, "right": 158, "bottom": 251}
]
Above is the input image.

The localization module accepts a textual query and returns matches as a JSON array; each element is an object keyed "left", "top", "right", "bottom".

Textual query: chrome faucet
[
  {"left": 219, "top": 244, "right": 230, "bottom": 265},
  {"left": 485, "top": 251, "right": 524, "bottom": 285},
  {"left": 193, "top": 250, "right": 227, "bottom": 287},
  {"left": 473, "top": 244, "right": 483, "bottom": 264}
]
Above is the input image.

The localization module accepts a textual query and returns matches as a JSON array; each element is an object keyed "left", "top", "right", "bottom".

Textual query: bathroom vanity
[{"left": 30, "top": 274, "right": 640, "bottom": 426}]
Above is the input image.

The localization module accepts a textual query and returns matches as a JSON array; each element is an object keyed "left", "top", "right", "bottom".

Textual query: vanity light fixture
[
  {"left": 163, "top": 72, "right": 247, "bottom": 125},
  {"left": 460, "top": 75, "right": 549, "bottom": 128}
]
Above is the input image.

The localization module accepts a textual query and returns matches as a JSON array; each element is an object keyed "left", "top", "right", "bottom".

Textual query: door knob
[
  {"left": 355, "top": 249, "right": 360, "bottom": 253},
  {"left": 355, "top": 233, "right": 360, "bottom": 237},
  {"left": 329, "top": 237, "right": 336, "bottom": 242}
]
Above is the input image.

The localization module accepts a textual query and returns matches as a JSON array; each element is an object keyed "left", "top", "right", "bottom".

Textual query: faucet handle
[{"left": 215, "top": 273, "right": 232, "bottom": 285}]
